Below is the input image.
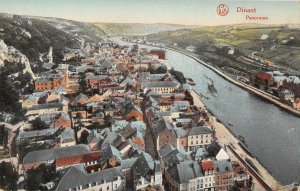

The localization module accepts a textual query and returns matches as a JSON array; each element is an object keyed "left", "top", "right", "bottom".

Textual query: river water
[{"left": 112, "top": 38, "right": 300, "bottom": 185}]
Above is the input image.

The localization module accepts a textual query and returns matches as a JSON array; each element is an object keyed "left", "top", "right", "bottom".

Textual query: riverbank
[
  {"left": 191, "top": 90, "right": 281, "bottom": 191},
  {"left": 167, "top": 46, "right": 300, "bottom": 117},
  {"left": 121, "top": 39, "right": 300, "bottom": 117}
]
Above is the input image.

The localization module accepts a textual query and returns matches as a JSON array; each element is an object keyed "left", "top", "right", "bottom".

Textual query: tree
[
  {"left": 0, "top": 125, "right": 9, "bottom": 148},
  {"left": 79, "top": 130, "right": 89, "bottom": 144},
  {"left": 30, "top": 118, "right": 49, "bottom": 130},
  {"left": 0, "top": 68, "right": 21, "bottom": 113},
  {"left": 25, "top": 164, "right": 58, "bottom": 190},
  {"left": 78, "top": 73, "right": 88, "bottom": 94},
  {"left": 150, "top": 66, "right": 167, "bottom": 74},
  {"left": 0, "top": 161, "right": 18, "bottom": 190},
  {"left": 170, "top": 68, "right": 186, "bottom": 83}
]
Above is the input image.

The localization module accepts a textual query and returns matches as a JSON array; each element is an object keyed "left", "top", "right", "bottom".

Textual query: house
[
  {"left": 35, "top": 65, "right": 69, "bottom": 91},
  {"left": 54, "top": 165, "right": 125, "bottom": 191},
  {"left": 120, "top": 101, "right": 143, "bottom": 122},
  {"left": 51, "top": 112, "right": 72, "bottom": 128},
  {"left": 25, "top": 103, "right": 66, "bottom": 116},
  {"left": 143, "top": 81, "right": 180, "bottom": 94},
  {"left": 152, "top": 119, "right": 177, "bottom": 151},
  {"left": 131, "top": 152, "right": 162, "bottom": 190},
  {"left": 73, "top": 93, "right": 89, "bottom": 105},
  {"left": 201, "top": 159, "right": 216, "bottom": 191},
  {"left": 150, "top": 49, "right": 166, "bottom": 60},
  {"left": 279, "top": 89, "right": 294, "bottom": 103},
  {"left": 22, "top": 144, "right": 91, "bottom": 170},
  {"left": 214, "top": 160, "right": 233, "bottom": 191},
  {"left": 187, "top": 126, "right": 214, "bottom": 151},
  {"left": 282, "top": 76, "right": 300, "bottom": 97},
  {"left": 22, "top": 95, "right": 39, "bottom": 108},
  {"left": 99, "top": 144, "right": 122, "bottom": 170},
  {"left": 232, "top": 161, "right": 250, "bottom": 189},
  {"left": 17, "top": 127, "right": 75, "bottom": 147},
  {"left": 165, "top": 160, "right": 205, "bottom": 191},
  {"left": 86, "top": 75, "right": 110, "bottom": 87},
  {"left": 158, "top": 144, "right": 191, "bottom": 169},
  {"left": 254, "top": 72, "right": 273, "bottom": 90}
]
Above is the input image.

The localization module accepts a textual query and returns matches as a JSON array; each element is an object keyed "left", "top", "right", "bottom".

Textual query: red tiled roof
[
  {"left": 133, "top": 137, "right": 144, "bottom": 146},
  {"left": 99, "top": 83, "right": 119, "bottom": 89},
  {"left": 201, "top": 160, "right": 214, "bottom": 171},
  {"left": 55, "top": 151, "right": 101, "bottom": 167},
  {"left": 256, "top": 73, "right": 272, "bottom": 81}
]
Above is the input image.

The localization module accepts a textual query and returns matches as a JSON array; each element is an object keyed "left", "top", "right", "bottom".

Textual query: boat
[
  {"left": 204, "top": 74, "right": 217, "bottom": 96},
  {"left": 228, "top": 121, "right": 234, "bottom": 126},
  {"left": 187, "top": 78, "right": 196, "bottom": 85},
  {"left": 207, "top": 81, "right": 217, "bottom": 96}
]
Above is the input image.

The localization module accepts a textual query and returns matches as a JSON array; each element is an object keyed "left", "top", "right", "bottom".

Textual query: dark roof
[
  {"left": 214, "top": 160, "right": 233, "bottom": 174},
  {"left": 132, "top": 152, "right": 155, "bottom": 177},
  {"left": 189, "top": 126, "right": 213, "bottom": 136},
  {"left": 120, "top": 101, "right": 142, "bottom": 116},
  {"left": 55, "top": 165, "right": 123, "bottom": 191},
  {"left": 23, "top": 144, "right": 90, "bottom": 164},
  {"left": 27, "top": 103, "right": 63, "bottom": 111},
  {"left": 100, "top": 144, "right": 122, "bottom": 164},
  {"left": 144, "top": 81, "right": 179, "bottom": 88},
  {"left": 167, "top": 161, "right": 203, "bottom": 184}
]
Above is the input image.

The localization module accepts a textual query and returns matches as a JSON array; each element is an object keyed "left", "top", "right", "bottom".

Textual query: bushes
[
  {"left": 24, "top": 164, "right": 58, "bottom": 190},
  {"left": 0, "top": 68, "right": 21, "bottom": 114},
  {"left": 0, "top": 161, "right": 18, "bottom": 190},
  {"left": 0, "top": 125, "right": 9, "bottom": 148},
  {"left": 170, "top": 68, "right": 186, "bottom": 83}
]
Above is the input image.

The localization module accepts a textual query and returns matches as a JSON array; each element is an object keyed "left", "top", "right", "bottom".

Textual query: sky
[{"left": 0, "top": 0, "right": 299, "bottom": 26}]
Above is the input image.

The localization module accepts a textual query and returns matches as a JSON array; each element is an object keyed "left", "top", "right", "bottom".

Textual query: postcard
[{"left": 0, "top": 0, "right": 299, "bottom": 190}]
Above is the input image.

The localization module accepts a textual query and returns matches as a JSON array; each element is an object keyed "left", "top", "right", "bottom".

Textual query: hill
[
  {"left": 93, "top": 22, "right": 196, "bottom": 36},
  {"left": 146, "top": 23, "right": 300, "bottom": 72}
]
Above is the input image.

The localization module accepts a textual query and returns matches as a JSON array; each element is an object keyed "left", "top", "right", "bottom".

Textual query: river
[{"left": 112, "top": 38, "right": 300, "bottom": 185}]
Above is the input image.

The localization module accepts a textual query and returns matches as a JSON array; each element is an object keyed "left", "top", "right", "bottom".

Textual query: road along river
[{"left": 112, "top": 38, "right": 300, "bottom": 185}]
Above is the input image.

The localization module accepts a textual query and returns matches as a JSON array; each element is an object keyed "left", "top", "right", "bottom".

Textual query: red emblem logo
[{"left": 217, "top": 4, "right": 229, "bottom": 16}]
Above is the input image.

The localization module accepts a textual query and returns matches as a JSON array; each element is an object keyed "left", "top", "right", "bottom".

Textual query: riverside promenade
[{"left": 191, "top": 90, "right": 281, "bottom": 191}]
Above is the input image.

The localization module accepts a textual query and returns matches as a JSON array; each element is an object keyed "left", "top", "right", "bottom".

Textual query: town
[{"left": 0, "top": 39, "right": 259, "bottom": 191}]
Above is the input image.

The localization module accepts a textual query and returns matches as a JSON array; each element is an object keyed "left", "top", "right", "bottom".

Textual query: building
[
  {"left": 165, "top": 161, "right": 205, "bottom": 191},
  {"left": 143, "top": 81, "right": 180, "bottom": 94},
  {"left": 188, "top": 126, "right": 214, "bottom": 151},
  {"left": 35, "top": 65, "right": 69, "bottom": 91},
  {"left": 25, "top": 103, "right": 67, "bottom": 116},
  {"left": 55, "top": 151, "right": 101, "bottom": 171},
  {"left": 201, "top": 159, "right": 216, "bottom": 191},
  {"left": 51, "top": 112, "right": 72, "bottom": 128},
  {"left": 214, "top": 160, "right": 233, "bottom": 191},
  {"left": 22, "top": 144, "right": 91, "bottom": 170},
  {"left": 254, "top": 72, "right": 273, "bottom": 90},
  {"left": 54, "top": 165, "right": 125, "bottom": 191},
  {"left": 150, "top": 49, "right": 166, "bottom": 60},
  {"left": 120, "top": 101, "right": 143, "bottom": 122}
]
